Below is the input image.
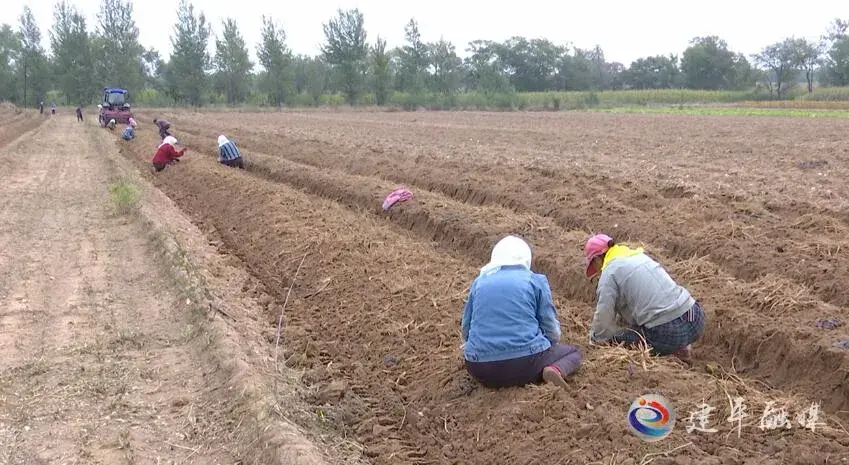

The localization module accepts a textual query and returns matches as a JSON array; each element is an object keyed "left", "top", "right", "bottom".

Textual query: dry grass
[
  {"left": 587, "top": 337, "right": 661, "bottom": 374},
  {"left": 667, "top": 254, "right": 723, "bottom": 286},
  {"left": 738, "top": 275, "right": 818, "bottom": 315},
  {"left": 789, "top": 214, "right": 846, "bottom": 233}
]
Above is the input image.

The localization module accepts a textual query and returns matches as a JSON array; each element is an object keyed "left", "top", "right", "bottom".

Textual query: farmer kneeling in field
[
  {"left": 584, "top": 233, "right": 705, "bottom": 363},
  {"left": 122, "top": 120, "right": 136, "bottom": 141},
  {"left": 461, "top": 235, "right": 582, "bottom": 389},
  {"left": 151, "top": 136, "right": 186, "bottom": 173},
  {"left": 217, "top": 135, "right": 244, "bottom": 169}
]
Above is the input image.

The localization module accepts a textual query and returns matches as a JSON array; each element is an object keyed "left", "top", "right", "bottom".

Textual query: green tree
[
  {"left": 820, "top": 18, "right": 849, "bottom": 86},
  {"left": 558, "top": 49, "right": 593, "bottom": 90},
  {"left": 214, "top": 18, "right": 253, "bottom": 104},
  {"left": 464, "top": 40, "right": 512, "bottom": 93},
  {"left": 625, "top": 55, "right": 680, "bottom": 89},
  {"left": 822, "top": 37, "right": 849, "bottom": 86},
  {"left": 18, "top": 6, "right": 49, "bottom": 107},
  {"left": 680, "top": 36, "right": 737, "bottom": 89},
  {"left": 93, "top": 0, "right": 143, "bottom": 91},
  {"left": 166, "top": 0, "right": 211, "bottom": 105},
  {"left": 823, "top": 18, "right": 849, "bottom": 42},
  {"left": 606, "top": 62, "right": 628, "bottom": 90},
  {"left": 394, "top": 18, "right": 428, "bottom": 93},
  {"left": 50, "top": 1, "right": 94, "bottom": 105},
  {"left": 794, "top": 38, "right": 823, "bottom": 93},
  {"left": 728, "top": 53, "right": 755, "bottom": 90},
  {"left": 304, "top": 57, "right": 329, "bottom": 105},
  {"left": 370, "top": 36, "right": 392, "bottom": 105},
  {"left": 586, "top": 45, "right": 612, "bottom": 90},
  {"left": 321, "top": 8, "right": 368, "bottom": 104},
  {"left": 0, "top": 24, "right": 20, "bottom": 101},
  {"left": 496, "top": 37, "right": 564, "bottom": 92},
  {"left": 753, "top": 38, "right": 801, "bottom": 98},
  {"left": 140, "top": 47, "right": 166, "bottom": 89},
  {"left": 257, "top": 16, "right": 293, "bottom": 107},
  {"left": 427, "top": 38, "right": 462, "bottom": 94}
]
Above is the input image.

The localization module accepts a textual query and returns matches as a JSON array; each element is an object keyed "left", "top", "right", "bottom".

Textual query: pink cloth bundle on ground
[{"left": 383, "top": 188, "right": 413, "bottom": 211}]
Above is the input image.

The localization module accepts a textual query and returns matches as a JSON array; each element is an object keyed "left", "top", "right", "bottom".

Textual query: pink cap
[{"left": 584, "top": 233, "right": 613, "bottom": 278}]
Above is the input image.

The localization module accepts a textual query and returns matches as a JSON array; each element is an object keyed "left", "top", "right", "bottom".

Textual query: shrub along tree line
[{"left": 1, "top": 1, "right": 848, "bottom": 108}]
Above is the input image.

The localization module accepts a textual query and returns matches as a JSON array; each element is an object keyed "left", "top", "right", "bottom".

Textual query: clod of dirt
[
  {"left": 363, "top": 442, "right": 402, "bottom": 458},
  {"left": 302, "top": 365, "right": 332, "bottom": 384},
  {"left": 832, "top": 340, "right": 849, "bottom": 350},
  {"left": 371, "top": 423, "right": 394, "bottom": 437},
  {"left": 697, "top": 459, "right": 722, "bottom": 465},
  {"left": 796, "top": 159, "right": 828, "bottom": 169},
  {"left": 314, "top": 380, "right": 348, "bottom": 404},
  {"left": 447, "top": 373, "right": 477, "bottom": 398},
  {"left": 575, "top": 424, "right": 596, "bottom": 439},
  {"left": 815, "top": 317, "right": 842, "bottom": 329}
]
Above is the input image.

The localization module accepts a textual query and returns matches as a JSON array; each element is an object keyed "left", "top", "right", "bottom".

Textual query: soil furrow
[
  {"left": 167, "top": 118, "right": 849, "bottom": 311},
  {"left": 128, "top": 121, "right": 849, "bottom": 416},
  {"left": 112, "top": 122, "right": 849, "bottom": 464}
]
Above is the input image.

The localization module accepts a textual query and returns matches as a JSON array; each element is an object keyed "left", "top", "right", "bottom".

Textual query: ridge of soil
[{"left": 100, "top": 109, "right": 849, "bottom": 464}]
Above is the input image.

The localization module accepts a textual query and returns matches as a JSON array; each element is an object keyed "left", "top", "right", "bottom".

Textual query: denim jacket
[{"left": 461, "top": 266, "right": 562, "bottom": 363}]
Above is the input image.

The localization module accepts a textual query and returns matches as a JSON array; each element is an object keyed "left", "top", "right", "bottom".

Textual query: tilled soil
[{"left": 110, "top": 109, "right": 849, "bottom": 464}]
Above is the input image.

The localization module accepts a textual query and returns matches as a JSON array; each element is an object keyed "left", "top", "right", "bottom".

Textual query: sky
[{"left": 0, "top": 0, "right": 839, "bottom": 67}]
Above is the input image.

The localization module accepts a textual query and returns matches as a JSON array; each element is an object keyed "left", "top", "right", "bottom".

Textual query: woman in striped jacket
[{"left": 217, "top": 135, "right": 245, "bottom": 169}]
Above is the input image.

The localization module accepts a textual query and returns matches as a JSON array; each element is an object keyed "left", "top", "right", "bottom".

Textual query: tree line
[{"left": 1, "top": 0, "right": 848, "bottom": 108}]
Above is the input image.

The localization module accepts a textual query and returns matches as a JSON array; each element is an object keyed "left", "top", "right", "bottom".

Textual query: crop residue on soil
[{"left": 106, "top": 109, "right": 849, "bottom": 464}]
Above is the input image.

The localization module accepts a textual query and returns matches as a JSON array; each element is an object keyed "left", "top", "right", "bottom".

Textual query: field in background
[
  {"left": 98, "top": 107, "right": 849, "bottom": 464},
  {"left": 47, "top": 85, "right": 849, "bottom": 113}
]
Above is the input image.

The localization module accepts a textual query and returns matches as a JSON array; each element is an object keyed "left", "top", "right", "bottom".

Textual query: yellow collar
[{"left": 601, "top": 244, "right": 644, "bottom": 272}]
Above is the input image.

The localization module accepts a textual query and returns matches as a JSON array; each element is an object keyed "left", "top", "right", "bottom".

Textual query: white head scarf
[
  {"left": 159, "top": 135, "right": 178, "bottom": 148},
  {"left": 479, "top": 235, "right": 532, "bottom": 277},
  {"left": 217, "top": 135, "right": 229, "bottom": 147}
]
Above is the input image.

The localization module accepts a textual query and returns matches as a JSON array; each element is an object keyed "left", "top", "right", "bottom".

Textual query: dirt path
[{"left": 0, "top": 116, "right": 235, "bottom": 464}]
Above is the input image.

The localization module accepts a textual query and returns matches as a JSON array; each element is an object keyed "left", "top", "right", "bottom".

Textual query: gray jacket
[{"left": 589, "top": 252, "right": 695, "bottom": 343}]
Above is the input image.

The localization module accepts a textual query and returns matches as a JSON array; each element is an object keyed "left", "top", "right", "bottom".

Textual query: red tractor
[{"left": 98, "top": 87, "right": 133, "bottom": 127}]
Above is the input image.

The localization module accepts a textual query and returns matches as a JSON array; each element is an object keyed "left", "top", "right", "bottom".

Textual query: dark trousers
[
  {"left": 465, "top": 343, "right": 583, "bottom": 388},
  {"left": 221, "top": 157, "right": 244, "bottom": 169},
  {"left": 611, "top": 301, "right": 706, "bottom": 355},
  {"left": 152, "top": 163, "right": 168, "bottom": 172}
]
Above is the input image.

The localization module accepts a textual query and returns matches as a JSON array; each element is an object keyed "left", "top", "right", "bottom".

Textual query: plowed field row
[
  {"left": 104, "top": 110, "right": 849, "bottom": 464},
  {"left": 165, "top": 116, "right": 849, "bottom": 409}
]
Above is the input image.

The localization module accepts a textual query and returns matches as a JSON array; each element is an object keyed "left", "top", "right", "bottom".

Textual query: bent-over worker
[
  {"left": 217, "top": 135, "right": 245, "bottom": 169},
  {"left": 584, "top": 233, "right": 705, "bottom": 362},
  {"left": 151, "top": 136, "right": 186, "bottom": 173}
]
